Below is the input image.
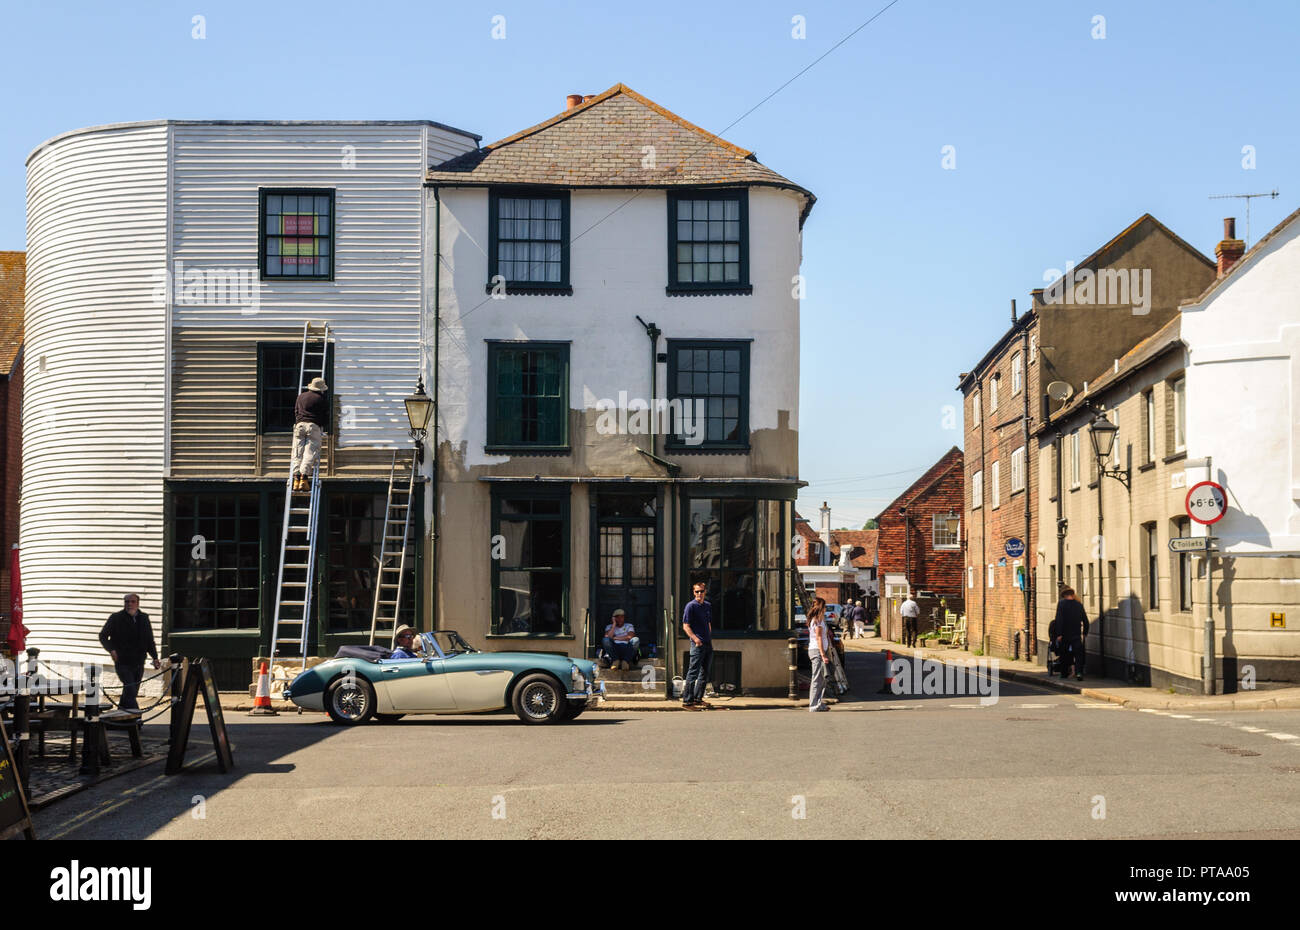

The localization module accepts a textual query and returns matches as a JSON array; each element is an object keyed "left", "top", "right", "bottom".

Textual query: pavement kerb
[{"left": 870, "top": 643, "right": 1300, "bottom": 712}]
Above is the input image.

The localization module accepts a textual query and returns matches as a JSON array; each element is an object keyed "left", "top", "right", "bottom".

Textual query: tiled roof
[
  {"left": 0, "top": 252, "right": 24, "bottom": 376},
  {"left": 831, "top": 529, "right": 878, "bottom": 569},
  {"left": 427, "top": 84, "right": 815, "bottom": 223},
  {"left": 878, "top": 447, "right": 964, "bottom": 520},
  {"left": 1050, "top": 315, "right": 1183, "bottom": 425}
]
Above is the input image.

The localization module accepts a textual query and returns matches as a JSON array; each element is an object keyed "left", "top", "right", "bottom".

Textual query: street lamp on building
[
  {"left": 1088, "top": 411, "right": 1130, "bottom": 488},
  {"left": 404, "top": 378, "right": 433, "bottom": 464},
  {"left": 1085, "top": 408, "right": 1129, "bottom": 679}
]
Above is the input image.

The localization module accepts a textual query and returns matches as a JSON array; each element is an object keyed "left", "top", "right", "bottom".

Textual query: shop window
[
  {"left": 492, "top": 488, "right": 569, "bottom": 635},
  {"left": 171, "top": 492, "right": 262, "bottom": 630},
  {"left": 685, "top": 497, "right": 789, "bottom": 631},
  {"left": 324, "top": 491, "right": 416, "bottom": 633}
]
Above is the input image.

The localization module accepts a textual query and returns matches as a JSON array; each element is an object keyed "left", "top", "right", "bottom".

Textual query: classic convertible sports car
[{"left": 283, "top": 631, "right": 605, "bottom": 725}]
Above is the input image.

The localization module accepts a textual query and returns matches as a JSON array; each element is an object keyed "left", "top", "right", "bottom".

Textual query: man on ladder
[{"left": 292, "top": 377, "right": 329, "bottom": 492}]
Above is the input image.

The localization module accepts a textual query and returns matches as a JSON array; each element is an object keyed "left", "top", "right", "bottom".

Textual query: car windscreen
[{"left": 433, "top": 631, "right": 477, "bottom": 655}]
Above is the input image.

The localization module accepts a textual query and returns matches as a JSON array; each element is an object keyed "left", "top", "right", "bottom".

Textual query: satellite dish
[{"left": 1046, "top": 381, "right": 1074, "bottom": 402}]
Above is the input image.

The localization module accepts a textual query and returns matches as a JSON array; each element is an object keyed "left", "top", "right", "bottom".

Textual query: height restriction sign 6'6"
[{"left": 1185, "top": 480, "right": 1227, "bottom": 525}]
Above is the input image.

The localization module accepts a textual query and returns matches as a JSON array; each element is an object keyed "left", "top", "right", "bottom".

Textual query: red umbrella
[{"left": 5, "top": 544, "right": 27, "bottom": 655}]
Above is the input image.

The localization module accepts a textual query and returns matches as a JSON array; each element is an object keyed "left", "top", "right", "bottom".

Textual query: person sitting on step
[{"left": 601, "top": 609, "right": 640, "bottom": 670}]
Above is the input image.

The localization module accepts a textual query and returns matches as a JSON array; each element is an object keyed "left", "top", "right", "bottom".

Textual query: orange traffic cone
[
  {"left": 877, "top": 649, "right": 896, "bottom": 694},
  {"left": 250, "top": 660, "right": 278, "bottom": 716}
]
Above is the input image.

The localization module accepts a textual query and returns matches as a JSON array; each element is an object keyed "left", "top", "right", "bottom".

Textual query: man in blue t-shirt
[{"left": 681, "top": 581, "right": 714, "bottom": 709}]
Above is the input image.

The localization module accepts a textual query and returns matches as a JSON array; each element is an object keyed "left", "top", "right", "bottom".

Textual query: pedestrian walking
[
  {"left": 807, "top": 597, "right": 830, "bottom": 711},
  {"left": 292, "top": 377, "right": 329, "bottom": 492},
  {"left": 851, "top": 600, "right": 867, "bottom": 639},
  {"left": 900, "top": 592, "right": 920, "bottom": 647},
  {"left": 680, "top": 581, "right": 713, "bottom": 710},
  {"left": 98, "top": 594, "right": 160, "bottom": 712},
  {"left": 1052, "top": 587, "right": 1089, "bottom": 680}
]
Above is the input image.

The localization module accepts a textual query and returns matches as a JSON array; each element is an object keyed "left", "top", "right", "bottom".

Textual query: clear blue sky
[{"left": 3, "top": 0, "right": 1298, "bottom": 528}]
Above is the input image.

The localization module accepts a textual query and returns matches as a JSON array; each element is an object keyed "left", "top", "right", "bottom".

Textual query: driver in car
[{"left": 389, "top": 625, "right": 421, "bottom": 660}]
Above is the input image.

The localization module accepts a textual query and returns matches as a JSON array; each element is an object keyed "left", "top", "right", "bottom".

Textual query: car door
[
  {"left": 441, "top": 656, "right": 512, "bottom": 712},
  {"left": 377, "top": 658, "right": 457, "bottom": 713}
]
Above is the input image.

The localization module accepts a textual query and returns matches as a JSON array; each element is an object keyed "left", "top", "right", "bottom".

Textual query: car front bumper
[{"left": 566, "top": 679, "right": 606, "bottom": 706}]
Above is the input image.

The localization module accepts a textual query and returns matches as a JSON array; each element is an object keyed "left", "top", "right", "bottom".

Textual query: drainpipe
[
  {"left": 1203, "top": 455, "right": 1215, "bottom": 695},
  {"left": 1021, "top": 309, "right": 1033, "bottom": 656},
  {"left": 902, "top": 505, "right": 910, "bottom": 597},
  {"left": 431, "top": 187, "right": 442, "bottom": 631},
  {"left": 979, "top": 382, "right": 987, "bottom": 654},
  {"left": 635, "top": 315, "right": 661, "bottom": 458}
]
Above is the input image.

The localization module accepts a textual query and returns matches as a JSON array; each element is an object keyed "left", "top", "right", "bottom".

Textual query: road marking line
[
  {"left": 1016, "top": 703, "right": 1055, "bottom": 708},
  {"left": 948, "top": 704, "right": 982, "bottom": 708},
  {"left": 1267, "top": 733, "right": 1299, "bottom": 741},
  {"left": 1239, "top": 726, "right": 1266, "bottom": 733},
  {"left": 1075, "top": 703, "right": 1120, "bottom": 709},
  {"left": 1139, "top": 708, "right": 1160, "bottom": 713},
  {"left": 1193, "top": 718, "right": 1216, "bottom": 722},
  {"left": 1169, "top": 714, "right": 1192, "bottom": 718}
]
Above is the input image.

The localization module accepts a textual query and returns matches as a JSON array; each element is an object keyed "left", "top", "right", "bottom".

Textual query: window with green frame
[
  {"left": 666, "top": 340, "right": 749, "bottom": 450},
  {"left": 487, "top": 341, "right": 569, "bottom": 451},
  {"left": 258, "top": 341, "right": 334, "bottom": 433},
  {"left": 171, "top": 492, "right": 262, "bottom": 630},
  {"left": 667, "top": 189, "right": 750, "bottom": 294},
  {"left": 685, "top": 497, "right": 789, "bottom": 632},
  {"left": 491, "top": 488, "right": 569, "bottom": 635},
  {"left": 488, "top": 189, "right": 571, "bottom": 294}
]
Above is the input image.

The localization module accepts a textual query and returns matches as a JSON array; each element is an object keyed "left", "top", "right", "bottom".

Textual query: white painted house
[
  {"left": 1179, "top": 210, "right": 1300, "bottom": 684},
  {"left": 24, "top": 119, "right": 479, "bottom": 685},
  {"left": 427, "top": 85, "right": 814, "bottom": 692}
]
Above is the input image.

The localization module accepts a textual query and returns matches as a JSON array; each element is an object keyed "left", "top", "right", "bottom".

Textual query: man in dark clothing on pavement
[
  {"left": 98, "top": 594, "right": 161, "bottom": 712},
  {"left": 1052, "top": 587, "right": 1089, "bottom": 680},
  {"left": 681, "top": 581, "right": 713, "bottom": 710},
  {"left": 292, "top": 377, "right": 329, "bottom": 492}
]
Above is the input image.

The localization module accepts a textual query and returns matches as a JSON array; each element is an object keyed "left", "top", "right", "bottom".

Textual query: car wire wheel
[
  {"left": 522, "top": 682, "right": 557, "bottom": 718},
  {"left": 512, "top": 673, "right": 565, "bottom": 724},
  {"left": 327, "top": 676, "right": 375, "bottom": 724}
]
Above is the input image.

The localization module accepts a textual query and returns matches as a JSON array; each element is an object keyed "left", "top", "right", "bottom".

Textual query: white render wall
[
  {"left": 1181, "top": 218, "right": 1300, "bottom": 554},
  {"left": 24, "top": 124, "right": 169, "bottom": 661},
  {"left": 434, "top": 186, "right": 803, "bottom": 468},
  {"left": 170, "top": 122, "right": 477, "bottom": 449}
]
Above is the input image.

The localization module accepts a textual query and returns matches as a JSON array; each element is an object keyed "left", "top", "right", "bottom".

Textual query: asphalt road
[{"left": 33, "top": 652, "right": 1300, "bottom": 839}]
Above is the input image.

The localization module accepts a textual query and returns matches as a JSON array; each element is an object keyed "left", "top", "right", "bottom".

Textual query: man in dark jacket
[
  {"left": 291, "top": 377, "right": 329, "bottom": 492},
  {"left": 1052, "top": 587, "right": 1089, "bottom": 680},
  {"left": 99, "top": 594, "right": 160, "bottom": 711}
]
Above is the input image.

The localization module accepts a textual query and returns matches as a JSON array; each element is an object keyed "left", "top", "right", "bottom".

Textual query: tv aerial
[{"left": 1209, "top": 189, "right": 1279, "bottom": 247}]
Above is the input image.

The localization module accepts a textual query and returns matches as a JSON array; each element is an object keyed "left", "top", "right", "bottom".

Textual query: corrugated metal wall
[{"left": 24, "top": 124, "right": 169, "bottom": 662}]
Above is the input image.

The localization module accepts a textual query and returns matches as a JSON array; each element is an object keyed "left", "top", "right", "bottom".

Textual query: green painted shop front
[{"left": 162, "top": 480, "right": 422, "bottom": 689}]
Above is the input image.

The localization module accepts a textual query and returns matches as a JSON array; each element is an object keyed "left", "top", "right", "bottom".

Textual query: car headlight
[{"left": 571, "top": 665, "right": 584, "bottom": 689}]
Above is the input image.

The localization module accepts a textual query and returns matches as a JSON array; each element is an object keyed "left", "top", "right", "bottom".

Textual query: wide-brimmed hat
[
  {"left": 308, "top": 377, "right": 328, "bottom": 392},
  {"left": 612, "top": 608, "right": 626, "bottom": 617},
  {"left": 394, "top": 624, "right": 416, "bottom": 639}
]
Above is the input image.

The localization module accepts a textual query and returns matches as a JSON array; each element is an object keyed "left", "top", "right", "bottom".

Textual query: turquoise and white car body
[{"left": 284, "top": 631, "right": 604, "bottom": 723}]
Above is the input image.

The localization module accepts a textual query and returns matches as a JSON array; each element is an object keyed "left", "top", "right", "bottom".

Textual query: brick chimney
[
  {"left": 1215, "top": 217, "right": 1246, "bottom": 277},
  {"left": 565, "top": 94, "right": 585, "bottom": 110}
]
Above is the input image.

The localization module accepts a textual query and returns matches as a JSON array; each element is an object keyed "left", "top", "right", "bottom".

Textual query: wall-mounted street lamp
[
  {"left": 1088, "top": 411, "right": 1130, "bottom": 488},
  {"left": 404, "top": 377, "right": 433, "bottom": 465}
]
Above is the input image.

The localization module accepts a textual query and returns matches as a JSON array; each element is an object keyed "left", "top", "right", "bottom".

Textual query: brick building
[
  {"left": 958, "top": 215, "right": 1215, "bottom": 658},
  {"left": 794, "top": 505, "right": 877, "bottom": 606},
  {"left": 958, "top": 307, "right": 1040, "bottom": 657},
  {"left": 0, "top": 251, "right": 24, "bottom": 650},
  {"left": 875, "top": 446, "right": 964, "bottom": 639}
]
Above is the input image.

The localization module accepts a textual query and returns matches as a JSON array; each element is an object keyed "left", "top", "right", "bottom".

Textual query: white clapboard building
[{"left": 24, "top": 119, "right": 479, "bottom": 686}]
